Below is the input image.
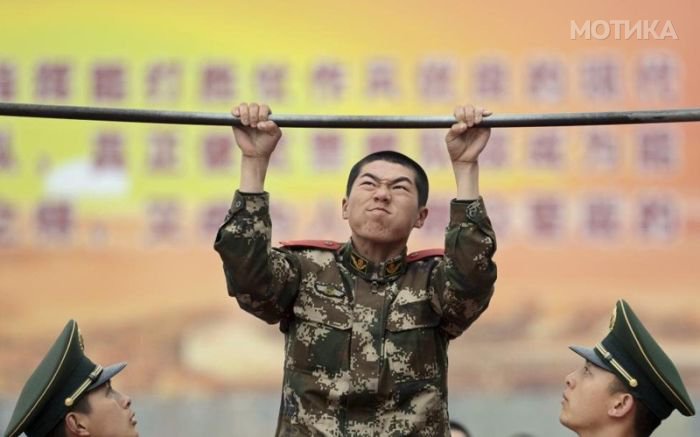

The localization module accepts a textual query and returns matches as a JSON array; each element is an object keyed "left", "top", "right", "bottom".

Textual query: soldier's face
[
  {"left": 559, "top": 360, "right": 620, "bottom": 434},
  {"left": 77, "top": 380, "right": 138, "bottom": 437},
  {"left": 342, "top": 160, "right": 428, "bottom": 245}
]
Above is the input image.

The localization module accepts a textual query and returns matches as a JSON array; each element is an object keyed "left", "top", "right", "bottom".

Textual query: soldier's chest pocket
[
  {"left": 287, "top": 282, "right": 352, "bottom": 375},
  {"left": 385, "top": 298, "right": 441, "bottom": 383}
]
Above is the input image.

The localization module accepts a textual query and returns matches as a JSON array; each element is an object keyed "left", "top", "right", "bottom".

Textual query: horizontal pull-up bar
[{"left": 1, "top": 103, "right": 700, "bottom": 128}]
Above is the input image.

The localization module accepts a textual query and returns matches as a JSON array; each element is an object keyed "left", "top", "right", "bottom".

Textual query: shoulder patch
[
  {"left": 279, "top": 239, "right": 343, "bottom": 251},
  {"left": 406, "top": 248, "right": 444, "bottom": 262}
]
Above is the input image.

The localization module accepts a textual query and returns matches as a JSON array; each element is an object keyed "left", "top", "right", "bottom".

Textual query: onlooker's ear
[
  {"left": 609, "top": 392, "right": 635, "bottom": 418},
  {"left": 64, "top": 411, "right": 90, "bottom": 436}
]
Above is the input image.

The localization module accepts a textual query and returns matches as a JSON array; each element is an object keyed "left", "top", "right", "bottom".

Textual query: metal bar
[{"left": 1, "top": 102, "right": 700, "bottom": 128}]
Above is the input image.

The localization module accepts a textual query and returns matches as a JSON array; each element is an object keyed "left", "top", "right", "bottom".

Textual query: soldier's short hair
[
  {"left": 346, "top": 151, "right": 429, "bottom": 207},
  {"left": 448, "top": 420, "right": 471, "bottom": 437}
]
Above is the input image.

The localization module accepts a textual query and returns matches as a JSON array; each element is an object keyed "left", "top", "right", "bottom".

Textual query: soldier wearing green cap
[
  {"left": 560, "top": 299, "right": 695, "bottom": 436},
  {"left": 3, "top": 320, "right": 138, "bottom": 437}
]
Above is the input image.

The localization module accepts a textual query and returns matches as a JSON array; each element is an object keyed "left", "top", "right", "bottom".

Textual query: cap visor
[
  {"left": 87, "top": 362, "right": 127, "bottom": 392},
  {"left": 569, "top": 346, "right": 611, "bottom": 371}
]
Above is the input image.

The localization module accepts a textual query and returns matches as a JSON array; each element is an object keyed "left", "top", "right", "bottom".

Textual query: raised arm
[
  {"left": 214, "top": 103, "right": 300, "bottom": 325},
  {"left": 446, "top": 104, "right": 492, "bottom": 200},
  {"left": 432, "top": 104, "right": 497, "bottom": 338},
  {"left": 232, "top": 102, "right": 281, "bottom": 192}
]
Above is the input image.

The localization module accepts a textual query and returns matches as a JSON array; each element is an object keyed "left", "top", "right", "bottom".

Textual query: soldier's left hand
[{"left": 445, "top": 105, "right": 492, "bottom": 164}]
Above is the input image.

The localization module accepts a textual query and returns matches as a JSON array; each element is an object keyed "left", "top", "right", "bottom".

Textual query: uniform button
[{"left": 235, "top": 200, "right": 242, "bottom": 208}]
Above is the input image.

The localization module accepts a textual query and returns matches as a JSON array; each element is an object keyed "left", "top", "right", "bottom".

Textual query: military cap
[
  {"left": 570, "top": 299, "right": 695, "bottom": 420},
  {"left": 3, "top": 320, "right": 127, "bottom": 437}
]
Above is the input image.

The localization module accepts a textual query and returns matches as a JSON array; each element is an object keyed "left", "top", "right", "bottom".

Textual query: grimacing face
[
  {"left": 560, "top": 360, "right": 626, "bottom": 434},
  {"left": 342, "top": 160, "right": 428, "bottom": 245},
  {"left": 69, "top": 381, "right": 138, "bottom": 437}
]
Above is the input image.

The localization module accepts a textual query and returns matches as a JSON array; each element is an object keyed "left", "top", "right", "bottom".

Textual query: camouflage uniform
[{"left": 214, "top": 191, "right": 497, "bottom": 436}]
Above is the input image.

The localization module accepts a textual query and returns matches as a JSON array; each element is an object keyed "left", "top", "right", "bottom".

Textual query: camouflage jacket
[{"left": 214, "top": 191, "right": 497, "bottom": 437}]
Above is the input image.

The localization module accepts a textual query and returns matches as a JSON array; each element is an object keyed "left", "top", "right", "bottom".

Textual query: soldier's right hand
[{"left": 231, "top": 102, "right": 282, "bottom": 159}]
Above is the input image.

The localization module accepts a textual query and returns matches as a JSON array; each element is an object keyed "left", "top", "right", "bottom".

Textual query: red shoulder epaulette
[
  {"left": 406, "top": 248, "right": 444, "bottom": 262},
  {"left": 279, "top": 240, "right": 343, "bottom": 251}
]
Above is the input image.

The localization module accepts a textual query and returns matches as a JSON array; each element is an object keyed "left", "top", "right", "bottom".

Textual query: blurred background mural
[{"left": 0, "top": 0, "right": 699, "bottom": 435}]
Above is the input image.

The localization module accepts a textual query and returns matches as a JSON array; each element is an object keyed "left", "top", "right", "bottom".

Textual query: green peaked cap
[
  {"left": 571, "top": 299, "right": 695, "bottom": 420},
  {"left": 3, "top": 320, "right": 126, "bottom": 437}
]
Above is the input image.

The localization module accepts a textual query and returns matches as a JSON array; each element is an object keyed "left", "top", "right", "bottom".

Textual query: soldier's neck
[{"left": 350, "top": 236, "right": 406, "bottom": 264}]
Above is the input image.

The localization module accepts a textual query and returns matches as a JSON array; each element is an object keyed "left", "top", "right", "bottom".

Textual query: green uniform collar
[{"left": 340, "top": 242, "right": 407, "bottom": 283}]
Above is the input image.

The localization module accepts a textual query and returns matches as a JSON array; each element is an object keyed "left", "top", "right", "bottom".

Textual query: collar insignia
[
  {"left": 385, "top": 261, "right": 400, "bottom": 275},
  {"left": 351, "top": 253, "right": 367, "bottom": 272}
]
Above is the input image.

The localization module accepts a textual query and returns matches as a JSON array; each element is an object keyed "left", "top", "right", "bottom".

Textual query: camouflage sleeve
[
  {"left": 213, "top": 190, "right": 301, "bottom": 325},
  {"left": 430, "top": 197, "right": 497, "bottom": 339}
]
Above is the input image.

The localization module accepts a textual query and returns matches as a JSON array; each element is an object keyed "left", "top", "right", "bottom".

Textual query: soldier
[
  {"left": 3, "top": 320, "right": 138, "bottom": 437},
  {"left": 214, "top": 102, "right": 497, "bottom": 435},
  {"left": 561, "top": 299, "right": 695, "bottom": 436}
]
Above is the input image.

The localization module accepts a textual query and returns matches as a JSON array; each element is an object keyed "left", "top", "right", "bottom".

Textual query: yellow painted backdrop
[{"left": 1, "top": 1, "right": 698, "bottom": 435}]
